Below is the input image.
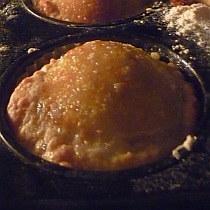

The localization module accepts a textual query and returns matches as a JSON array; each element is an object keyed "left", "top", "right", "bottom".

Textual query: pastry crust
[
  {"left": 32, "top": 0, "right": 155, "bottom": 23},
  {"left": 7, "top": 40, "right": 197, "bottom": 170}
]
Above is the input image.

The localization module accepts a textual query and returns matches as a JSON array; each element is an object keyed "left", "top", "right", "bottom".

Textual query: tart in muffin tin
[
  {"left": 0, "top": 32, "right": 208, "bottom": 182},
  {"left": 21, "top": 0, "right": 162, "bottom": 27}
]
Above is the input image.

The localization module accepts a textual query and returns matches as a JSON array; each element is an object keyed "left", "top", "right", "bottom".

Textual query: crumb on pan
[
  {"left": 172, "top": 135, "right": 197, "bottom": 160},
  {"left": 27, "top": 48, "right": 39, "bottom": 54}
]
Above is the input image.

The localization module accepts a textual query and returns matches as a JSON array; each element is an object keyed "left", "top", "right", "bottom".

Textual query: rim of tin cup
[
  {"left": 0, "top": 33, "right": 208, "bottom": 182},
  {"left": 21, "top": 0, "right": 161, "bottom": 27}
]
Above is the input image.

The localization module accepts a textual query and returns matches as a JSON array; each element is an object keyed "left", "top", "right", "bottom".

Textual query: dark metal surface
[{"left": 0, "top": 0, "right": 210, "bottom": 209}]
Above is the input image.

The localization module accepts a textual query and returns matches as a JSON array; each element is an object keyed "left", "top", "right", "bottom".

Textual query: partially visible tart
[
  {"left": 7, "top": 40, "right": 198, "bottom": 171},
  {"left": 32, "top": 0, "right": 156, "bottom": 23}
]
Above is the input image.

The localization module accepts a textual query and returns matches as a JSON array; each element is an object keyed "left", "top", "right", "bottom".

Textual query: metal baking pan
[{"left": 0, "top": 0, "right": 210, "bottom": 209}]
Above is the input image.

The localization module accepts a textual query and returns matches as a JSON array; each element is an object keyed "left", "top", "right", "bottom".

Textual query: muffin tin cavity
[
  {"left": 21, "top": 0, "right": 160, "bottom": 27},
  {"left": 0, "top": 33, "right": 208, "bottom": 183}
]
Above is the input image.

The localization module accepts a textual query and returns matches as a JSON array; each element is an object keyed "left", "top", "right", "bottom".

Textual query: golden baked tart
[
  {"left": 7, "top": 40, "right": 197, "bottom": 171},
  {"left": 31, "top": 0, "right": 156, "bottom": 23}
]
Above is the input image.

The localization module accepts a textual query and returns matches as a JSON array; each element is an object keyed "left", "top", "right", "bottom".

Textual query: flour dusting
[{"left": 164, "top": 3, "right": 210, "bottom": 52}]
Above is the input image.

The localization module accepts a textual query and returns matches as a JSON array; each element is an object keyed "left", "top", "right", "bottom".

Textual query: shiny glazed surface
[
  {"left": 7, "top": 40, "right": 197, "bottom": 170},
  {"left": 32, "top": 0, "right": 155, "bottom": 23}
]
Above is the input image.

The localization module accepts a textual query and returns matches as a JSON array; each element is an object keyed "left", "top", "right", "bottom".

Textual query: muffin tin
[{"left": 0, "top": 0, "right": 210, "bottom": 209}]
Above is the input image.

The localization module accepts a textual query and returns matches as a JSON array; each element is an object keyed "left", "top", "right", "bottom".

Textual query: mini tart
[
  {"left": 7, "top": 40, "right": 197, "bottom": 171},
  {"left": 31, "top": 0, "right": 156, "bottom": 23}
]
